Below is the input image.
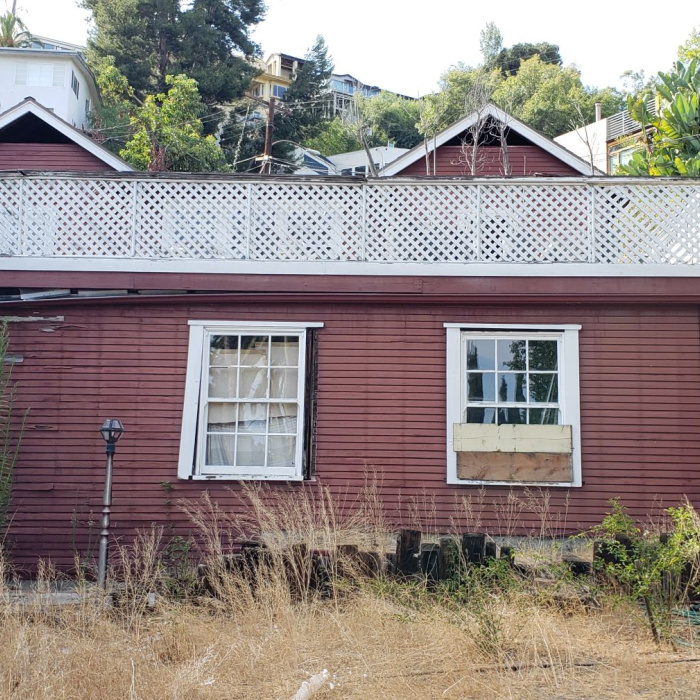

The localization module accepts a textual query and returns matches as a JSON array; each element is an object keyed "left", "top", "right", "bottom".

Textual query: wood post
[
  {"left": 484, "top": 539, "right": 498, "bottom": 562},
  {"left": 420, "top": 543, "right": 440, "bottom": 583},
  {"left": 396, "top": 529, "right": 421, "bottom": 576},
  {"left": 462, "top": 533, "right": 486, "bottom": 566}
]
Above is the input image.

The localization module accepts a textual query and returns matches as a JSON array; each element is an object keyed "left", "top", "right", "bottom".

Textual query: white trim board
[
  {"left": 0, "top": 99, "right": 134, "bottom": 171},
  {"left": 4, "top": 258, "right": 700, "bottom": 277},
  {"left": 379, "top": 103, "right": 601, "bottom": 177}
]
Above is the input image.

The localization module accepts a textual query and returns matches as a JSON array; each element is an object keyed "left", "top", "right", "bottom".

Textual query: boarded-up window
[{"left": 445, "top": 324, "right": 581, "bottom": 486}]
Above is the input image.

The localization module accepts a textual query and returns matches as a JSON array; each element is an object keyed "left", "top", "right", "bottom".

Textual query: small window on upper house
[
  {"left": 71, "top": 71, "right": 79, "bottom": 98},
  {"left": 445, "top": 324, "right": 581, "bottom": 487},
  {"left": 178, "top": 321, "right": 323, "bottom": 481}
]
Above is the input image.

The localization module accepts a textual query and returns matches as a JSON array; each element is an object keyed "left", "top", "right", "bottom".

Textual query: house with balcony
[
  {"left": 250, "top": 52, "right": 414, "bottom": 115},
  {"left": 555, "top": 99, "right": 657, "bottom": 174},
  {"left": 2, "top": 169, "right": 700, "bottom": 571}
]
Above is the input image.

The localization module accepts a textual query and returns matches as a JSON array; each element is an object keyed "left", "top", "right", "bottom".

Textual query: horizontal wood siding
[
  {"left": 398, "top": 145, "right": 581, "bottom": 177},
  {"left": 5, "top": 296, "right": 700, "bottom": 569},
  {"left": 0, "top": 143, "right": 114, "bottom": 171}
]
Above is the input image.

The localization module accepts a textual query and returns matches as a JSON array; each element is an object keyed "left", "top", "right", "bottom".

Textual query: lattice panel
[
  {"left": 3, "top": 177, "right": 700, "bottom": 268},
  {"left": 594, "top": 185, "right": 700, "bottom": 264},
  {"left": 22, "top": 179, "right": 134, "bottom": 257},
  {"left": 365, "top": 185, "right": 479, "bottom": 262},
  {"left": 0, "top": 180, "right": 20, "bottom": 256},
  {"left": 479, "top": 186, "right": 590, "bottom": 263},
  {"left": 248, "top": 183, "right": 363, "bottom": 261},
  {"left": 135, "top": 181, "right": 249, "bottom": 259}
]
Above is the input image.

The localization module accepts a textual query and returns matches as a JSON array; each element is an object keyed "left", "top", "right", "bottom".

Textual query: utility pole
[{"left": 262, "top": 98, "right": 276, "bottom": 174}]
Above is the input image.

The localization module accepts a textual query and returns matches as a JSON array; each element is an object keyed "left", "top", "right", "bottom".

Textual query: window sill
[
  {"left": 447, "top": 475, "right": 580, "bottom": 488},
  {"left": 183, "top": 473, "right": 305, "bottom": 482}
]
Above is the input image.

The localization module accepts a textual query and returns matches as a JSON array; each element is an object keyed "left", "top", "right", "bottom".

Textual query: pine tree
[{"left": 82, "top": 0, "right": 264, "bottom": 104}]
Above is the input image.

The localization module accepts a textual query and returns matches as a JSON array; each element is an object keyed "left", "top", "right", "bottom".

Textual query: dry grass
[
  {"left": 1, "top": 586, "right": 698, "bottom": 699},
  {"left": 1, "top": 485, "right": 700, "bottom": 699}
]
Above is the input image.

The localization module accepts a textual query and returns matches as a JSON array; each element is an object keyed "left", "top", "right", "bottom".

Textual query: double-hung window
[
  {"left": 445, "top": 324, "right": 581, "bottom": 487},
  {"left": 178, "top": 321, "right": 322, "bottom": 481}
]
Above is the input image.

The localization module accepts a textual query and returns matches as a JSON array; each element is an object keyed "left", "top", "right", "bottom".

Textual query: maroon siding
[
  {"left": 397, "top": 145, "right": 580, "bottom": 177},
  {"left": 0, "top": 143, "right": 115, "bottom": 171},
  {"left": 5, "top": 292, "right": 700, "bottom": 569}
]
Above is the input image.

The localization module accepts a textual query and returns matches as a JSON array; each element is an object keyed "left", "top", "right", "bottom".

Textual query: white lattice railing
[{"left": 1, "top": 174, "right": 699, "bottom": 268}]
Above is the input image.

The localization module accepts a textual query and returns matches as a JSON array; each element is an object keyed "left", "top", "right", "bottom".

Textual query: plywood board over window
[{"left": 445, "top": 323, "right": 581, "bottom": 487}]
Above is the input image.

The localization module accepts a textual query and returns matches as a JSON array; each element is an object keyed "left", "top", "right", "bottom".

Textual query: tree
[
  {"left": 0, "top": 11, "right": 35, "bottom": 47},
  {"left": 479, "top": 22, "right": 503, "bottom": 64},
  {"left": 492, "top": 56, "right": 622, "bottom": 137},
  {"left": 489, "top": 41, "right": 562, "bottom": 76},
  {"left": 435, "top": 64, "right": 502, "bottom": 126},
  {"left": 620, "top": 60, "right": 700, "bottom": 177},
  {"left": 82, "top": 0, "right": 264, "bottom": 104},
  {"left": 120, "top": 74, "right": 228, "bottom": 172},
  {"left": 679, "top": 27, "right": 700, "bottom": 63},
  {"left": 355, "top": 91, "right": 422, "bottom": 149},
  {"left": 304, "top": 117, "right": 361, "bottom": 155},
  {"left": 270, "top": 36, "right": 334, "bottom": 167}
]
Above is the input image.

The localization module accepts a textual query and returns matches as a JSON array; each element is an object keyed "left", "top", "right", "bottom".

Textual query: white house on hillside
[{"left": 0, "top": 37, "right": 99, "bottom": 130}]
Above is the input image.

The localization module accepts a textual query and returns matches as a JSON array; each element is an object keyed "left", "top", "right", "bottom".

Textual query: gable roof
[
  {"left": 0, "top": 99, "right": 133, "bottom": 171},
  {"left": 379, "top": 103, "right": 602, "bottom": 177}
]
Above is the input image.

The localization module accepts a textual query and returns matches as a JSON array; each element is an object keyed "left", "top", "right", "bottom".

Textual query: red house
[
  {"left": 1, "top": 168, "right": 698, "bottom": 570},
  {"left": 0, "top": 98, "right": 133, "bottom": 172},
  {"left": 381, "top": 104, "right": 598, "bottom": 177}
]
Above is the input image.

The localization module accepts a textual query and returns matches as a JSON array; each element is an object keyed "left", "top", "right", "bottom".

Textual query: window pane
[
  {"left": 497, "top": 373, "right": 526, "bottom": 402},
  {"left": 207, "top": 403, "right": 237, "bottom": 432},
  {"left": 206, "top": 434, "right": 236, "bottom": 466},
  {"left": 236, "top": 434, "right": 266, "bottom": 466},
  {"left": 467, "top": 339, "right": 495, "bottom": 370},
  {"left": 528, "top": 408, "right": 559, "bottom": 425},
  {"left": 467, "top": 372, "right": 495, "bottom": 402},
  {"left": 208, "top": 367, "right": 238, "bottom": 398},
  {"left": 529, "top": 374, "right": 558, "bottom": 403},
  {"left": 239, "top": 367, "right": 268, "bottom": 398},
  {"left": 466, "top": 407, "right": 496, "bottom": 424},
  {"left": 529, "top": 341, "right": 557, "bottom": 371},
  {"left": 270, "top": 367, "right": 297, "bottom": 399},
  {"left": 210, "top": 335, "right": 239, "bottom": 366},
  {"left": 238, "top": 403, "right": 267, "bottom": 433},
  {"left": 498, "top": 339, "right": 526, "bottom": 371},
  {"left": 268, "top": 435, "right": 296, "bottom": 467},
  {"left": 269, "top": 403, "right": 297, "bottom": 433},
  {"left": 270, "top": 336, "right": 299, "bottom": 366},
  {"left": 240, "top": 336, "right": 268, "bottom": 366},
  {"left": 499, "top": 407, "right": 526, "bottom": 424}
]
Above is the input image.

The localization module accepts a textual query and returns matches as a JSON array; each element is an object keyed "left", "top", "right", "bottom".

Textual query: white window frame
[
  {"left": 178, "top": 321, "right": 323, "bottom": 481},
  {"left": 445, "top": 323, "right": 582, "bottom": 487}
]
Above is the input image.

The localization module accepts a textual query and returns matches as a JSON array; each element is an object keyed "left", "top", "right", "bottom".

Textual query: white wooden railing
[{"left": 0, "top": 174, "right": 699, "bottom": 271}]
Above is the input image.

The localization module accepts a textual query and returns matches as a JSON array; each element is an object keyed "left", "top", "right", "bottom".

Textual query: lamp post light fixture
[{"left": 97, "top": 418, "right": 124, "bottom": 589}]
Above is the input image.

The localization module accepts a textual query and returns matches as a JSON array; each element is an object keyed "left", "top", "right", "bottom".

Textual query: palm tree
[{"left": 0, "top": 12, "right": 35, "bottom": 48}]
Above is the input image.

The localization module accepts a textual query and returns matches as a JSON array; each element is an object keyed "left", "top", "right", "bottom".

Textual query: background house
[
  {"left": 0, "top": 98, "right": 132, "bottom": 171},
  {"left": 295, "top": 145, "right": 409, "bottom": 176},
  {"left": 250, "top": 52, "right": 414, "bottom": 115},
  {"left": 555, "top": 99, "right": 657, "bottom": 174},
  {"left": 0, "top": 38, "right": 100, "bottom": 130},
  {"left": 381, "top": 104, "right": 598, "bottom": 177}
]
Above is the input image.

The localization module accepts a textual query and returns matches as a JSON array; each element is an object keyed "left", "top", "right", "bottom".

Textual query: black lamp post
[{"left": 97, "top": 418, "right": 124, "bottom": 589}]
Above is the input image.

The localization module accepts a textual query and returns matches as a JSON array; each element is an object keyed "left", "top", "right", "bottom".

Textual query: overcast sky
[{"left": 12, "top": 0, "right": 699, "bottom": 97}]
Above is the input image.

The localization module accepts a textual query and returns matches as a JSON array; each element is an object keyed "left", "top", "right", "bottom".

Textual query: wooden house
[
  {"left": 381, "top": 104, "right": 599, "bottom": 178},
  {"left": 1, "top": 170, "right": 699, "bottom": 570},
  {"left": 0, "top": 98, "right": 132, "bottom": 172}
]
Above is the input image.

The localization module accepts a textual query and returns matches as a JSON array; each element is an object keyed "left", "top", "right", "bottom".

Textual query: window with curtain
[{"left": 178, "top": 322, "right": 322, "bottom": 480}]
